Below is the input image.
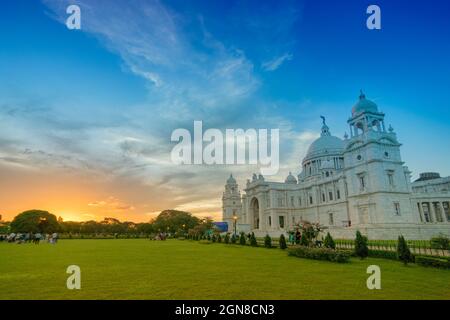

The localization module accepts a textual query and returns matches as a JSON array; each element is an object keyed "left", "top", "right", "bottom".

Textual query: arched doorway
[{"left": 250, "top": 197, "right": 259, "bottom": 229}]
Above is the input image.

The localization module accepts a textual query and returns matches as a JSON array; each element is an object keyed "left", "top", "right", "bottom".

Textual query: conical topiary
[
  {"left": 355, "top": 230, "right": 368, "bottom": 259},
  {"left": 279, "top": 234, "right": 287, "bottom": 249},
  {"left": 239, "top": 232, "right": 246, "bottom": 245},
  {"left": 264, "top": 234, "right": 272, "bottom": 248},
  {"left": 323, "top": 232, "right": 336, "bottom": 249},
  {"left": 397, "top": 235, "right": 413, "bottom": 265},
  {"left": 250, "top": 232, "right": 258, "bottom": 247}
]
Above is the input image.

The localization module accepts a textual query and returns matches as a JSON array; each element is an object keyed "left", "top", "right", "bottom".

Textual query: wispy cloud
[
  {"left": 262, "top": 53, "right": 293, "bottom": 71},
  {"left": 0, "top": 0, "right": 307, "bottom": 221}
]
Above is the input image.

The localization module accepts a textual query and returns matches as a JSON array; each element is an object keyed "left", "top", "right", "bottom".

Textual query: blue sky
[{"left": 1, "top": 0, "right": 449, "bottom": 221}]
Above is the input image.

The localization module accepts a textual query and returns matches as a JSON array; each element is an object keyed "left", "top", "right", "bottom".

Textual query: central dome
[
  {"left": 305, "top": 135, "right": 344, "bottom": 160},
  {"left": 352, "top": 91, "right": 378, "bottom": 115},
  {"left": 304, "top": 116, "right": 344, "bottom": 161}
]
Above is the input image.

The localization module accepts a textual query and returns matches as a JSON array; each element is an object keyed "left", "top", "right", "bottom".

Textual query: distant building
[{"left": 223, "top": 92, "right": 450, "bottom": 240}]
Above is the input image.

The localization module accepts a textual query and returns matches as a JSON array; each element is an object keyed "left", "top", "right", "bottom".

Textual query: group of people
[
  {"left": 153, "top": 232, "right": 168, "bottom": 240},
  {"left": 0, "top": 232, "right": 59, "bottom": 244},
  {"left": 288, "top": 230, "right": 302, "bottom": 245}
]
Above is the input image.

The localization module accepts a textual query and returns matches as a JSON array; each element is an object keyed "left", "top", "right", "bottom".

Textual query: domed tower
[
  {"left": 344, "top": 91, "right": 417, "bottom": 227},
  {"left": 222, "top": 174, "right": 242, "bottom": 232},
  {"left": 285, "top": 172, "right": 298, "bottom": 184}
]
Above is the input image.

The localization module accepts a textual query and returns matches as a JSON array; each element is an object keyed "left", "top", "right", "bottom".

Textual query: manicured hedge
[
  {"left": 287, "top": 246, "right": 350, "bottom": 263},
  {"left": 415, "top": 256, "right": 450, "bottom": 269},
  {"left": 368, "top": 249, "right": 399, "bottom": 260}
]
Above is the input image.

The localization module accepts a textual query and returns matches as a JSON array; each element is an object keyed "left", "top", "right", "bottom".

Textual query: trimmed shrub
[
  {"left": 250, "top": 232, "right": 258, "bottom": 247},
  {"left": 415, "top": 256, "right": 450, "bottom": 269},
  {"left": 217, "top": 234, "right": 222, "bottom": 243},
  {"left": 239, "top": 232, "right": 246, "bottom": 245},
  {"left": 288, "top": 246, "right": 350, "bottom": 263},
  {"left": 354, "top": 231, "right": 368, "bottom": 259},
  {"left": 279, "top": 234, "right": 287, "bottom": 250},
  {"left": 224, "top": 233, "right": 230, "bottom": 244},
  {"left": 368, "top": 249, "right": 398, "bottom": 260},
  {"left": 211, "top": 234, "right": 217, "bottom": 243},
  {"left": 231, "top": 234, "right": 237, "bottom": 244},
  {"left": 397, "top": 235, "right": 413, "bottom": 265},
  {"left": 264, "top": 234, "right": 272, "bottom": 248},
  {"left": 207, "top": 234, "right": 211, "bottom": 241},
  {"left": 323, "top": 232, "right": 336, "bottom": 249}
]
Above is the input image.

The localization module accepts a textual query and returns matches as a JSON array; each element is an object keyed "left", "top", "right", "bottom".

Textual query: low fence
[{"left": 335, "top": 239, "right": 450, "bottom": 257}]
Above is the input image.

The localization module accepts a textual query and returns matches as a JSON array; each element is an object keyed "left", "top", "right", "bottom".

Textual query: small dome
[
  {"left": 352, "top": 91, "right": 378, "bottom": 115},
  {"left": 227, "top": 174, "right": 236, "bottom": 184},
  {"left": 285, "top": 172, "right": 297, "bottom": 184}
]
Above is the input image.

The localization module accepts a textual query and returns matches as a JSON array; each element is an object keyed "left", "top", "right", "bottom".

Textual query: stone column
[
  {"left": 439, "top": 202, "right": 448, "bottom": 223},
  {"left": 445, "top": 202, "right": 450, "bottom": 223},
  {"left": 417, "top": 202, "right": 424, "bottom": 223},
  {"left": 430, "top": 202, "right": 437, "bottom": 223}
]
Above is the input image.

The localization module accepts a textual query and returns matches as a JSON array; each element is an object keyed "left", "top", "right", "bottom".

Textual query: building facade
[{"left": 222, "top": 92, "right": 450, "bottom": 240}]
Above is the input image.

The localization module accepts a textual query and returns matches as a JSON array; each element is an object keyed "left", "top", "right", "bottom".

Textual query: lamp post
[{"left": 233, "top": 215, "right": 238, "bottom": 236}]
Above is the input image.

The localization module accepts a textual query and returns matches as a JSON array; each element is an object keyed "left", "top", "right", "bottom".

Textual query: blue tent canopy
[{"left": 213, "top": 222, "right": 228, "bottom": 232}]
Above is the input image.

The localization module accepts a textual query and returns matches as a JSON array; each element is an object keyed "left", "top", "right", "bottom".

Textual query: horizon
[{"left": 1, "top": 0, "right": 450, "bottom": 223}]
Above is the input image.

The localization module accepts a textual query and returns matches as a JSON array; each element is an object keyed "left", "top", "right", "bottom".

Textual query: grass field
[{"left": 0, "top": 239, "right": 449, "bottom": 300}]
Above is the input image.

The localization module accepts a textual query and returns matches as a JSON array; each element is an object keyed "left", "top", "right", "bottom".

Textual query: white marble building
[{"left": 222, "top": 92, "right": 450, "bottom": 240}]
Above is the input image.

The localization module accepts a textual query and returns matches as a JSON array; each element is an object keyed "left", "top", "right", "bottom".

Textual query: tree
[
  {"left": 250, "top": 232, "right": 258, "bottom": 247},
  {"left": 397, "top": 235, "right": 413, "bottom": 265},
  {"left": 296, "top": 220, "right": 324, "bottom": 247},
  {"left": 300, "top": 233, "right": 309, "bottom": 246},
  {"left": 239, "top": 232, "right": 246, "bottom": 245},
  {"left": 354, "top": 231, "right": 368, "bottom": 259},
  {"left": 264, "top": 234, "right": 272, "bottom": 248},
  {"left": 323, "top": 232, "right": 336, "bottom": 249},
  {"left": 10, "top": 210, "right": 60, "bottom": 234},
  {"left": 152, "top": 210, "right": 200, "bottom": 234},
  {"left": 279, "top": 234, "right": 287, "bottom": 249},
  {"left": 0, "top": 221, "right": 10, "bottom": 234},
  {"left": 187, "top": 217, "right": 214, "bottom": 238}
]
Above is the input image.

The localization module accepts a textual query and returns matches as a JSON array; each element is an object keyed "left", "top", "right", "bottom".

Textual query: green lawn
[{"left": 0, "top": 239, "right": 449, "bottom": 300}]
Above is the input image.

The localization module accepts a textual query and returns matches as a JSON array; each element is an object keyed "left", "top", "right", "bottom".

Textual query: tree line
[{"left": 2, "top": 209, "right": 212, "bottom": 237}]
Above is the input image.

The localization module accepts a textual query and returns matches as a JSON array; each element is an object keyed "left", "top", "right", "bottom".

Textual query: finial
[
  {"left": 359, "top": 89, "right": 365, "bottom": 100},
  {"left": 344, "top": 132, "right": 349, "bottom": 139},
  {"left": 320, "top": 116, "right": 330, "bottom": 136},
  {"left": 388, "top": 124, "right": 394, "bottom": 132}
]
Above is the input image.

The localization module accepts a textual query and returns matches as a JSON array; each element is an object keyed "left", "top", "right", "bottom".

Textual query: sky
[{"left": 1, "top": 0, "right": 450, "bottom": 222}]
